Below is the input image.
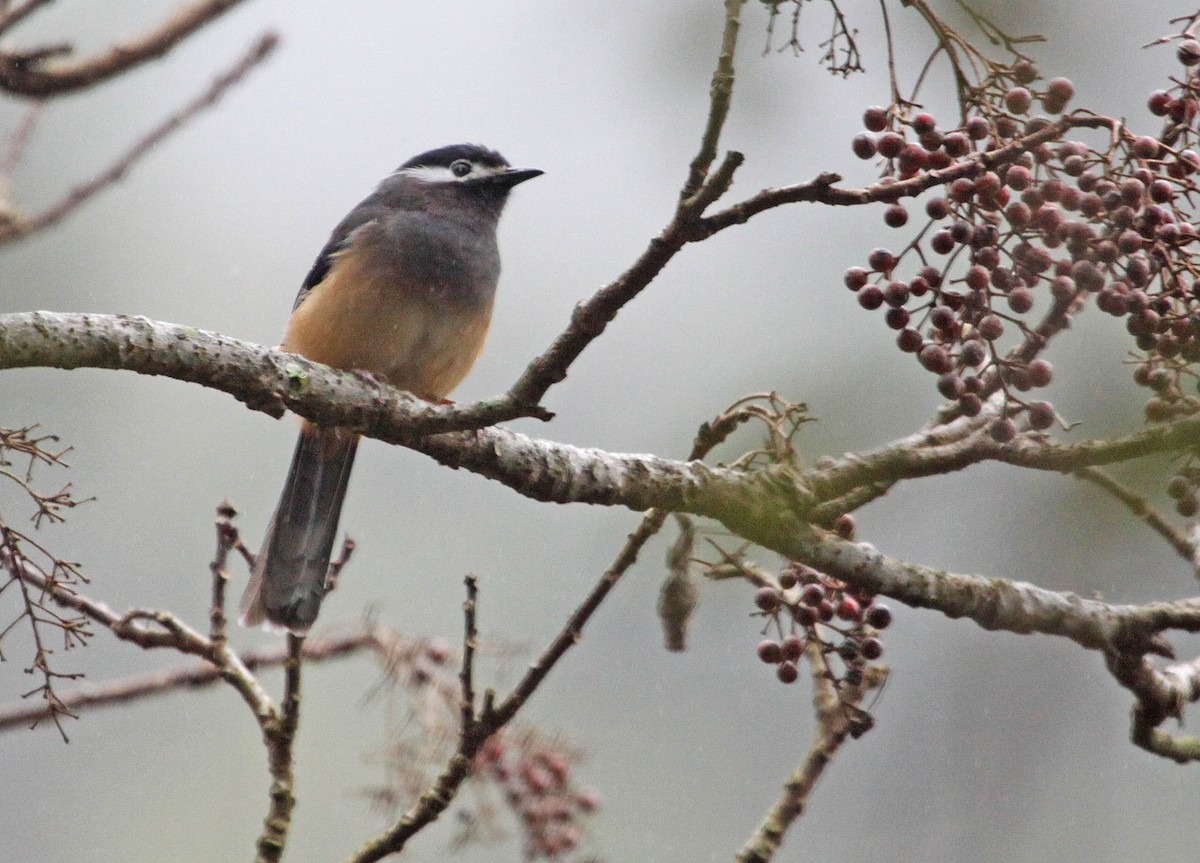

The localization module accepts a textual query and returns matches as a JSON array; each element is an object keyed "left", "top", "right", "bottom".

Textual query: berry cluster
[
  {"left": 474, "top": 732, "right": 599, "bottom": 859},
  {"left": 754, "top": 558, "right": 891, "bottom": 694},
  {"left": 842, "top": 48, "right": 1200, "bottom": 441}
]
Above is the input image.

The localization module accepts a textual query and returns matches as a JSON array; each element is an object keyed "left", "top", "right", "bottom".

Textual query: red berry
[
  {"left": 1027, "top": 401, "right": 1055, "bottom": 430},
  {"left": 1005, "top": 165, "right": 1032, "bottom": 190},
  {"left": 978, "top": 314, "right": 1004, "bottom": 341},
  {"left": 898, "top": 143, "right": 929, "bottom": 173},
  {"left": 1005, "top": 87, "right": 1033, "bottom": 114},
  {"left": 949, "top": 177, "right": 976, "bottom": 202},
  {"left": 860, "top": 637, "right": 885, "bottom": 660},
  {"left": 1169, "top": 97, "right": 1198, "bottom": 124},
  {"left": 931, "top": 229, "right": 955, "bottom": 255},
  {"left": 755, "top": 586, "right": 781, "bottom": 612},
  {"left": 1179, "top": 39, "right": 1200, "bottom": 66},
  {"left": 959, "top": 392, "right": 983, "bottom": 416},
  {"left": 844, "top": 266, "right": 870, "bottom": 291},
  {"left": 794, "top": 604, "right": 818, "bottom": 626},
  {"left": 1148, "top": 90, "right": 1172, "bottom": 116},
  {"left": 780, "top": 634, "right": 804, "bottom": 661},
  {"left": 858, "top": 285, "right": 884, "bottom": 310},
  {"left": 852, "top": 133, "right": 877, "bottom": 160},
  {"left": 757, "top": 640, "right": 783, "bottom": 663},
  {"left": 868, "top": 247, "right": 897, "bottom": 272},
  {"left": 918, "top": 344, "right": 953, "bottom": 373},
  {"left": 964, "top": 264, "right": 990, "bottom": 292},
  {"left": 1046, "top": 77, "right": 1074, "bottom": 102},
  {"left": 877, "top": 131, "right": 905, "bottom": 159},
  {"left": 836, "top": 596, "right": 862, "bottom": 621},
  {"left": 1133, "top": 136, "right": 1160, "bottom": 160},
  {"left": 863, "top": 106, "right": 889, "bottom": 132},
  {"left": 943, "top": 132, "right": 970, "bottom": 157},
  {"left": 777, "top": 661, "right": 799, "bottom": 684},
  {"left": 1007, "top": 287, "right": 1034, "bottom": 313},
  {"left": 966, "top": 116, "right": 991, "bottom": 140},
  {"left": 865, "top": 604, "right": 892, "bottom": 629},
  {"left": 884, "top": 307, "right": 910, "bottom": 330},
  {"left": 990, "top": 417, "right": 1018, "bottom": 442},
  {"left": 937, "top": 373, "right": 964, "bottom": 399},
  {"left": 800, "top": 583, "right": 825, "bottom": 605},
  {"left": 884, "top": 204, "right": 909, "bottom": 227},
  {"left": 1027, "top": 358, "right": 1053, "bottom": 387},
  {"left": 1012, "top": 60, "right": 1038, "bottom": 85},
  {"left": 930, "top": 305, "right": 956, "bottom": 330}
]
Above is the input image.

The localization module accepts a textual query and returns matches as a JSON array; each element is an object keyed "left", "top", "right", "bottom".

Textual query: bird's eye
[{"left": 450, "top": 159, "right": 473, "bottom": 178}]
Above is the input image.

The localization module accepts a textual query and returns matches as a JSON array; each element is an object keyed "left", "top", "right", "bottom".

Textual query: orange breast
[{"left": 284, "top": 235, "right": 494, "bottom": 400}]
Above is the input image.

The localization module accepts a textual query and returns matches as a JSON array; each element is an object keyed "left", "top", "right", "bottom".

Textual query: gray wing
[{"left": 292, "top": 199, "right": 390, "bottom": 311}]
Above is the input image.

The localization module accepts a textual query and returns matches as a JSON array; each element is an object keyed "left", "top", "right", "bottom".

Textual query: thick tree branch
[{"left": 3, "top": 311, "right": 1200, "bottom": 659}]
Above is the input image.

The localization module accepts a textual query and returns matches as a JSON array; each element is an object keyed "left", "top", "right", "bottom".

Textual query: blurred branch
[
  {"left": 0, "top": 32, "right": 279, "bottom": 245},
  {"left": 737, "top": 642, "right": 887, "bottom": 863},
  {"left": 345, "top": 401, "right": 746, "bottom": 862},
  {"left": 0, "top": 0, "right": 252, "bottom": 96},
  {"left": 0, "top": 628, "right": 383, "bottom": 732},
  {"left": 1074, "top": 467, "right": 1200, "bottom": 581},
  {"left": 1107, "top": 650, "right": 1200, "bottom": 762},
  {"left": 0, "top": 2, "right": 56, "bottom": 38}
]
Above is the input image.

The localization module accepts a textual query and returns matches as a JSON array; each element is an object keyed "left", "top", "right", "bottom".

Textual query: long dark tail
[{"left": 240, "top": 425, "right": 358, "bottom": 632}]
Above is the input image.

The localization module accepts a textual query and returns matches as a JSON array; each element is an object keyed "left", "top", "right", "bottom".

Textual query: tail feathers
[{"left": 240, "top": 427, "right": 358, "bottom": 632}]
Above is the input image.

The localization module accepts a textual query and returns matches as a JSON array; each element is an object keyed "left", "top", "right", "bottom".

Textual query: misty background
[{"left": 1, "top": 1, "right": 1196, "bottom": 861}]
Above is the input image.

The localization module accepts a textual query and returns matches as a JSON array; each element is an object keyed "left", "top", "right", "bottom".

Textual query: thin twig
[
  {"left": 460, "top": 575, "right": 479, "bottom": 730},
  {"left": 682, "top": 0, "right": 747, "bottom": 201},
  {"left": 0, "top": 32, "right": 278, "bottom": 244},
  {"left": 1075, "top": 467, "right": 1200, "bottom": 581},
  {"left": 0, "top": 0, "right": 55, "bottom": 38},
  {"left": 0, "top": 631, "right": 383, "bottom": 732},
  {"left": 0, "top": 0, "right": 252, "bottom": 96},
  {"left": 254, "top": 633, "right": 304, "bottom": 863}
]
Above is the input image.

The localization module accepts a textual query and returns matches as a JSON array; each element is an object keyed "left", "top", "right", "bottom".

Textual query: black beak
[{"left": 489, "top": 167, "right": 544, "bottom": 189}]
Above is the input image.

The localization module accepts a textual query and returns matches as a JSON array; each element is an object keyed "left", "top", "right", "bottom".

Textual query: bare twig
[
  {"left": 0, "top": 0, "right": 55, "bottom": 38},
  {"left": 255, "top": 633, "right": 304, "bottom": 863},
  {"left": 0, "top": 0, "right": 252, "bottom": 96},
  {"left": 0, "top": 630, "right": 386, "bottom": 732},
  {"left": 459, "top": 575, "right": 479, "bottom": 730},
  {"left": 0, "top": 32, "right": 278, "bottom": 244},
  {"left": 682, "top": 0, "right": 746, "bottom": 201}
]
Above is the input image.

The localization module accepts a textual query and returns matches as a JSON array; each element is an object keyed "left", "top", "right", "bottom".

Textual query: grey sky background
[{"left": 1, "top": 2, "right": 1196, "bottom": 861}]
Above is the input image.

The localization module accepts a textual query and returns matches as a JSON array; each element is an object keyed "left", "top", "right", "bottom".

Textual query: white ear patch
[{"left": 397, "top": 162, "right": 507, "bottom": 183}]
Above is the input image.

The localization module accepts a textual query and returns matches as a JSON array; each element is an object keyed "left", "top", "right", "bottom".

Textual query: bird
[{"left": 239, "top": 143, "right": 542, "bottom": 633}]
